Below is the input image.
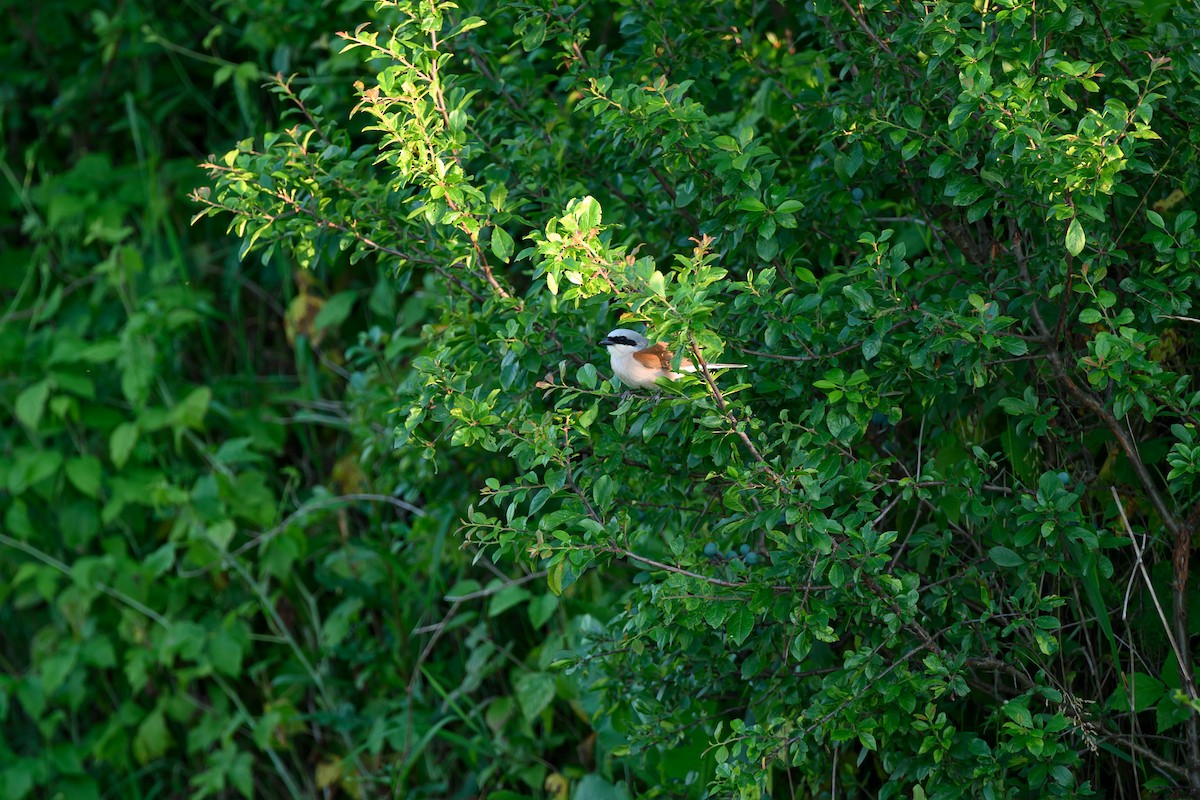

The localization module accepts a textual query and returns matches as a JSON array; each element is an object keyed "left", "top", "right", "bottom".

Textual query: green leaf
[
  {"left": 15, "top": 380, "right": 51, "bottom": 431},
  {"left": 577, "top": 196, "right": 602, "bottom": 229},
  {"left": 929, "top": 154, "right": 953, "bottom": 179},
  {"left": 727, "top": 605, "right": 754, "bottom": 646},
  {"left": 1065, "top": 218, "right": 1085, "bottom": 256},
  {"left": 39, "top": 650, "right": 77, "bottom": 696},
  {"left": 862, "top": 334, "right": 882, "bottom": 361},
  {"left": 167, "top": 387, "right": 212, "bottom": 435},
  {"left": 989, "top": 546, "right": 1024, "bottom": 568},
  {"left": 79, "top": 340, "right": 121, "bottom": 363},
  {"left": 648, "top": 271, "right": 666, "bottom": 298},
  {"left": 9, "top": 450, "right": 64, "bottom": 494},
  {"left": 1000, "top": 337, "right": 1028, "bottom": 356},
  {"left": 134, "top": 708, "right": 170, "bottom": 764},
  {"left": 454, "top": 15, "right": 487, "bottom": 35},
  {"left": 110, "top": 423, "right": 139, "bottom": 469},
  {"left": 229, "top": 752, "right": 253, "bottom": 799},
  {"left": 713, "top": 135, "right": 739, "bottom": 152},
  {"left": 675, "top": 180, "right": 696, "bottom": 207},
  {"left": 577, "top": 363, "right": 598, "bottom": 389},
  {"left": 0, "top": 762, "right": 35, "bottom": 800},
  {"left": 1110, "top": 672, "right": 1166, "bottom": 712},
  {"left": 842, "top": 284, "right": 874, "bottom": 311},
  {"left": 489, "top": 584, "right": 532, "bottom": 616},
  {"left": 207, "top": 520, "right": 236, "bottom": 550},
  {"left": 80, "top": 637, "right": 116, "bottom": 669},
  {"left": 947, "top": 102, "right": 973, "bottom": 129},
  {"left": 118, "top": 330, "right": 156, "bottom": 407},
  {"left": 314, "top": 291, "right": 356, "bottom": 331},
  {"left": 144, "top": 542, "right": 176, "bottom": 577},
  {"left": 60, "top": 499, "right": 100, "bottom": 548},
  {"left": 547, "top": 559, "right": 564, "bottom": 596},
  {"left": 843, "top": 144, "right": 864, "bottom": 178},
  {"left": 66, "top": 456, "right": 102, "bottom": 498},
  {"left": 321, "top": 597, "right": 364, "bottom": 647},
  {"left": 5, "top": 499, "right": 32, "bottom": 538},
  {"left": 592, "top": 474, "right": 615, "bottom": 510},
  {"left": 491, "top": 225, "right": 514, "bottom": 263},
  {"left": 514, "top": 671, "right": 556, "bottom": 720},
  {"left": 579, "top": 403, "right": 599, "bottom": 428},
  {"left": 1158, "top": 699, "right": 1191, "bottom": 732},
  {"left": 518, "top": 14, "right": 546, "bottom": 50},
  {"left": 756, "top": 235, "right": 779, "bottom": 261},
  {"left": 574, "top": 774, "right": 631, "bottom": 800},
  {"left": 208, "top": 631, "right": 245, "bottom": 677},
  {"left": 1078, "top": 308, "right": 1102, "bottom": 324},
  {"left": 528, "top": 594, "right": 558, "bottom": 628},
  {"left": 529, "top": 488, "right": 551, "bottom": 515},
  {"left": 966, "top": 199, "right": 991, "bottom": 224}
]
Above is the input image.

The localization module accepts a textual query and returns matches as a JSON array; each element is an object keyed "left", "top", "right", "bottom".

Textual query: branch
[
  {"left": 1112, "top": 487, "right": 1190, "bottom": 699},
  {"left": 688, "top": 334, "right": 783, "bottom": 487},
  {"left": 833, "top": 0, "right": 918, "bottom": 77},
  {"left": 614, "top": 547, "right": 745, "bottom": 588},
  {"left": 437, "top": 570, "right": 548, "bottom": 605},
  {"left": 611, "top": 546, "right": 831, "bottom": 595},
  {"left": 738, "top": 321, "right": 908, "bottom": 362},
  {"left": 1098, "top": 732, "right": 1189, "bottom": 781}
]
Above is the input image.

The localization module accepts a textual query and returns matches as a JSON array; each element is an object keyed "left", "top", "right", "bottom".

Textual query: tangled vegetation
[{"left": 5, "top": 0, "right": 1200, "bottom": 797}]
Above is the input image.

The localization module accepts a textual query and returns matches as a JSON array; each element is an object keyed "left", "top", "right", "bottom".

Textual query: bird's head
[{"left": 598, "top": 328, "right": 649, "bottom": 355}]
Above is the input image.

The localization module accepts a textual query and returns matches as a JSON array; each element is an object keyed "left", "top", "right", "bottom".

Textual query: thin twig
[
  {"left": 688, "top": 334, "right": 783, "bottom": 486},
  {"left": 441, "top": 570, "right": 548, "bottom": 603},
  {"left": 608, "top": 546, "right": 830, "bottom": 595},
  {"left": 1111, "top": 489, "right": 1188, "bottom": 686},
  {"left": 738, "top": 321, "right": 907, "bottom": 362}
]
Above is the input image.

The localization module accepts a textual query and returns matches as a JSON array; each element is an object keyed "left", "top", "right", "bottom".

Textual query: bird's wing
[{"left": 632, "top": 343, "right": 692, "bottom": 371}]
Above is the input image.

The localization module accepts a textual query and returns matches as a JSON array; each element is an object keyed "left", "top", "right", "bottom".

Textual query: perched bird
[{"left": 598, "top": 328, "right": 746, "bottom": 389}]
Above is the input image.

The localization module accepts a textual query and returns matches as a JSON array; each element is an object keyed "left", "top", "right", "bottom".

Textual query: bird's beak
[{"left": 598, "top": 338, "right": 613, "bottom": 347}]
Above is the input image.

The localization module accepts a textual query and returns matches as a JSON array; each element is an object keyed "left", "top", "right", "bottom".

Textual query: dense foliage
[
  {"left": 6, "top": 0, "right": 1200, "bottom": 797},
  {"left": 1, "top": 1, "right": 377, "bottom": 797}
]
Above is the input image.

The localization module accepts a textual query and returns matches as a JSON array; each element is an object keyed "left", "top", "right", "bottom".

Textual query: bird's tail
[{"left": 680, "top": 362, "right": 747, "bottom": 372}]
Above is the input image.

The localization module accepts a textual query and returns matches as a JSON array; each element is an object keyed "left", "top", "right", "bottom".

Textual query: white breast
[{"left": 611, "top": 352, "right": 673, "bottom": 389}]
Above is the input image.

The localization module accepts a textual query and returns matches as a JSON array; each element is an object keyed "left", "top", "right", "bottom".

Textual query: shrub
[
  {"left": 0, "top": 2, "right": 390, "bottom": 797},
  {"left": 201, "top": 0, "right": 1200, "bottom": 795}
]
